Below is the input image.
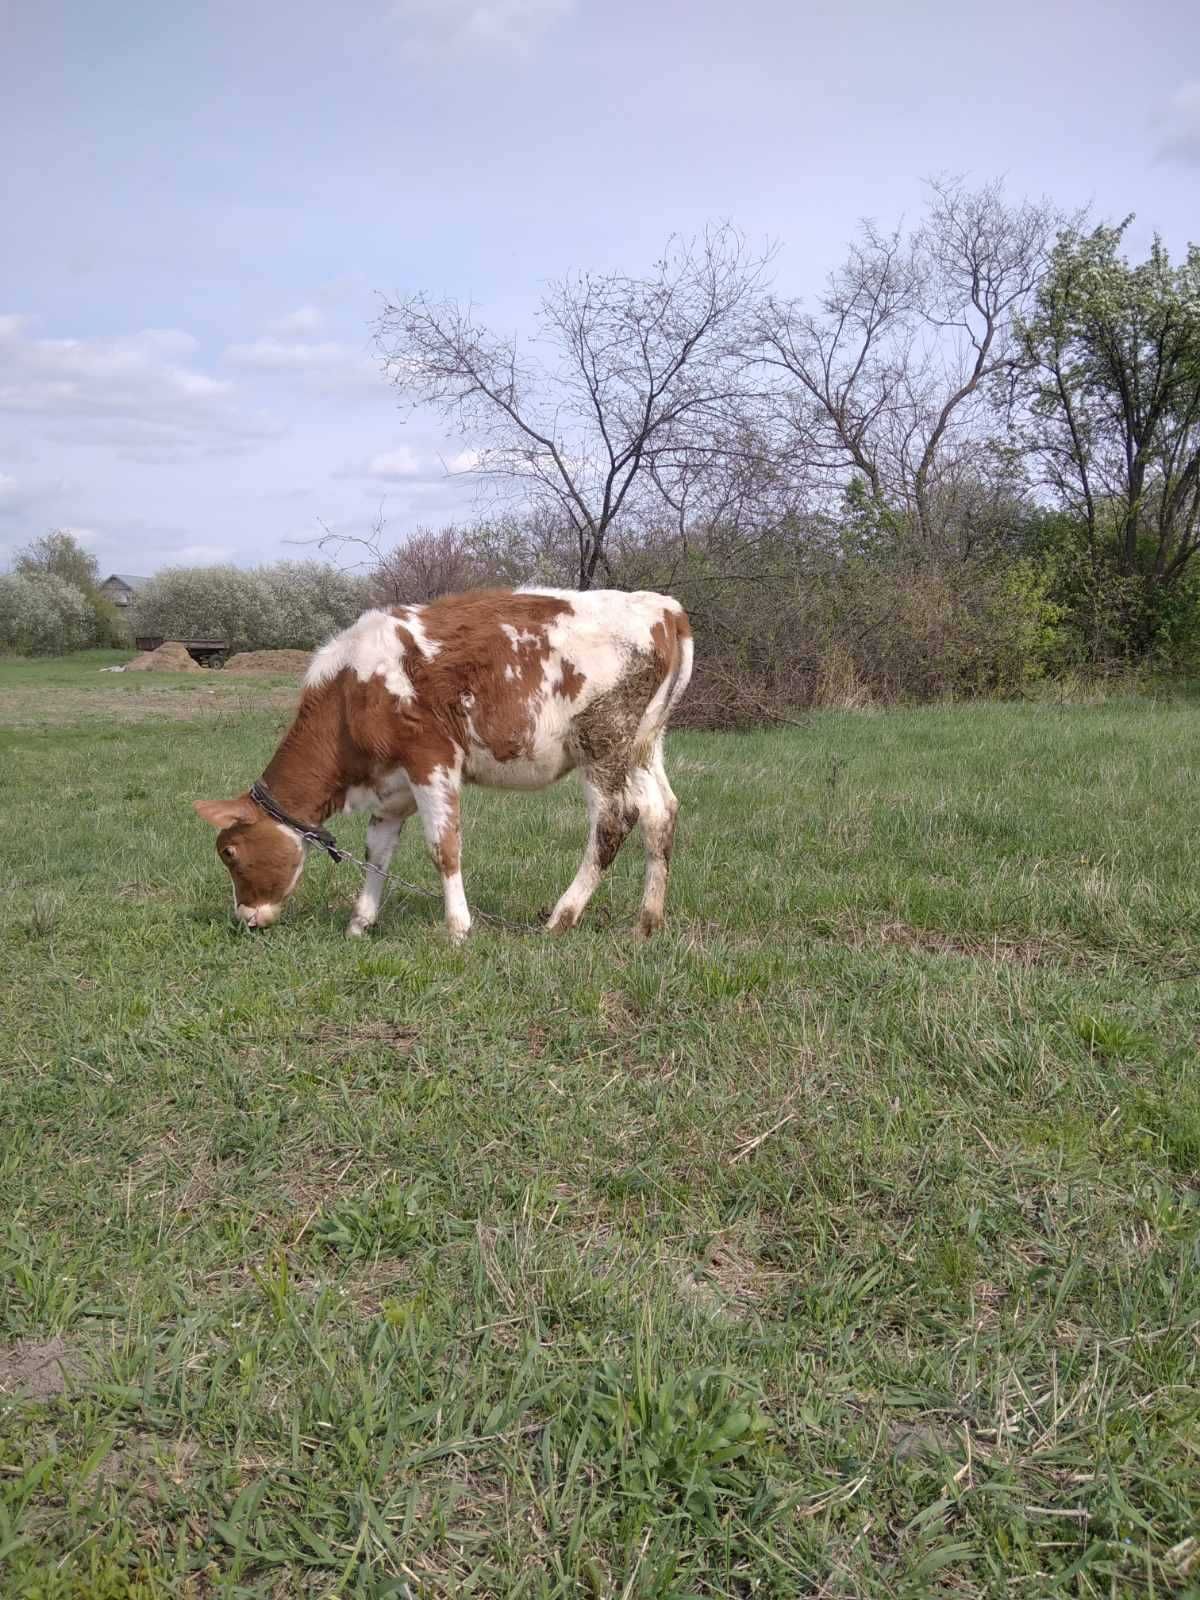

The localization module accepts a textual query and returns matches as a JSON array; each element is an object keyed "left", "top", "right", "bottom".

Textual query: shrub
[
  {"left": 671, "top": 558, "right": 1064, "bottom": 729},
  {"left": 0, "top": 572, "right": 96, "bottom": 655},
  {"left": 131, "top": 562, "right": 371, "bottom": 654},
  {"left": 88, "top": 591, "right": 131, "bottom": 648},
  {"left": 4, "top": 529, "right": 131, "bottom": 654}
]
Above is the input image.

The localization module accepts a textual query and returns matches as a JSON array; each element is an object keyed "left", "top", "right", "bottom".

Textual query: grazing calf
[{"left": 195, "top": 587, "right": 693, "bottom": 940}]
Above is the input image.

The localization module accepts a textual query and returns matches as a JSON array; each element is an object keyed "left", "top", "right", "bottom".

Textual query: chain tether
[
  {"left": 248, "top": 779, "right": 541, "bottom": 932},
  {"left": 249, "top": 780, "right": 345, "bottom": 862}
]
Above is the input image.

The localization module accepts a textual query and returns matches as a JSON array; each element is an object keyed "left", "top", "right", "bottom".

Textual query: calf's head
[{"left": 194, "top": 796, "right": 306, "bottom": 927}]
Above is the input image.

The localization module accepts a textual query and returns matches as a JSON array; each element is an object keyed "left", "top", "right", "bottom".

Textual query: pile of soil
[
  {"left": 223, "top": 649, "right": 311, "bottom": 675},
  {"left": 125, "top": 641, "right": 202, "bottom": 673}
]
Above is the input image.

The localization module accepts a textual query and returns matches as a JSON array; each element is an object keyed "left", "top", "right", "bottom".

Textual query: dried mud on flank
[{"left": 0, "top": 1336, "right": 84, "bottom": 1399}]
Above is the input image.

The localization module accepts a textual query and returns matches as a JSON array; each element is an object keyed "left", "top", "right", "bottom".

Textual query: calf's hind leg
[
  {"left": 630, "top": 739, "right": 679, "bottom": 937},
  {"left": 547, "top": 771, "right": 638, "bottom": 933}
]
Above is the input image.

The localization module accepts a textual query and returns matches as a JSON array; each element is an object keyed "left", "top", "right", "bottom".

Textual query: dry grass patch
[
  {"left": 302, "top": 1019, "right": 420, "bottom": 1059},
  {"left": 840, "top": 917, "right": 1080, "bottom": 967},
  {"left": 0, "top": 681, "right": 298, "bottom": 728}
]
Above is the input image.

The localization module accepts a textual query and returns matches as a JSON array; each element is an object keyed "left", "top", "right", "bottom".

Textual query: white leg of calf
[
  {"left": 630, "top": 752, "right": 677, "bottom": 937},
  {"left": 412, "top": 774, "right": 471, "bottom": 942},
  {"left": 547, "top": 780, "right": 604, "bottom": 933},
  {"left": 441, "top": 869, "right": 472, "bottom": 943},
  {"left": 547, "top": 774, "right": 636, "bottom": 933},
  {"left": 347, "top": 810, "right": 411, "bottom": 936}
]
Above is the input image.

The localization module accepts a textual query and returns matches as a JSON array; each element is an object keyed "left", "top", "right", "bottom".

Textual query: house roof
[{"left": 103, "top": 573, "right": 150, "bottom": 589}]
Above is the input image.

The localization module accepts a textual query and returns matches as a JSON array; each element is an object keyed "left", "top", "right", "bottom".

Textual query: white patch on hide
[
  {"left": 305, "top": 610, "right": 416, "bottom": 702},
  {"left": 396, "top": 606, "right": 441, "bottom": 660}
]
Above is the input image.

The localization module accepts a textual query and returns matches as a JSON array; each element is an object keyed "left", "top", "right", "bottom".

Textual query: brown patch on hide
[
  {"left": 651, "top": 606, "right": 691, "bottom": 713},
  {"left": 554, "top": 657, "right": 586, "bottom": 701},
  {"left": 650, "top": 618, "right": 673, "bottom": 674},
  {"left": 342, "top": 665, "right": 459, "bottom": 790},
  {"left": 435, "top": 794, "right": 462, "bottom": 876},
  {"left": 398, "top": 591, "right": 573, "bottom": 768}
]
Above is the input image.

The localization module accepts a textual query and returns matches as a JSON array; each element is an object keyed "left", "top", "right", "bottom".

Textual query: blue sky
[{"left": 2, "top": 0, "right": 1197, "bottom": 578}]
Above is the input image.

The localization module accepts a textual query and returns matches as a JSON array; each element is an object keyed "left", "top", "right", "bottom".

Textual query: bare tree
[
  {"left": 369, "top": 524, "right": 488, "bottom": 605},
  {"left": 373, "top": 227, "right": 769, "bottom": 588},
  {"left": 757, "top": 178, "right": 1068, "bottom": 557}
]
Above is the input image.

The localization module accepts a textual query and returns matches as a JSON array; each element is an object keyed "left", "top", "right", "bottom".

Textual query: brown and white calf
[{"left": 194, "top": 587, "right": 693, "bottom": 940}]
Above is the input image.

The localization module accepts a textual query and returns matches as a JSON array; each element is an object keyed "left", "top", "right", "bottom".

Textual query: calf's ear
[{"left": 194, "top": 796, "right": 256, "bottom": 829}]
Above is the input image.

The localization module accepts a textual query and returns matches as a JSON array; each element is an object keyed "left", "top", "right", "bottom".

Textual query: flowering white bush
[
  {"left": 258, "top": 562, "right": 373, "bottom": 650},
  {"left": 131, "top": 562, "right": 370, "bottom": 654},
  {"left": 0, "top": 572, "right": 96, "bottom": 654}
]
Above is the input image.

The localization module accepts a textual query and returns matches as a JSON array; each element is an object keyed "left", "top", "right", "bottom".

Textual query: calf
[{"left": 195, "top": 587, "right": 693, "bottom": 940}]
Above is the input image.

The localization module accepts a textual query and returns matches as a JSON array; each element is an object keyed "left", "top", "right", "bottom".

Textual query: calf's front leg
[
  {"left": 347, "top": 802, "right": 414, "bottom": 937},
  {"left": 412, "top": 774, "right": 471, "bottom": 942}
]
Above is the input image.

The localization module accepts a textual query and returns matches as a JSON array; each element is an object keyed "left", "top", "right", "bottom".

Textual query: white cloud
[
  {"left": 224, "top": 337, "right": 360, "bottom": 372},
  {"left": 338, "top": 443, "right": 492, "bottom": 483},
  {"left": 394, "top": 0, "right": 573, "bottom": 54},
  {"left": 172, "top": 542, "right": 238, "bottom": 564},
  {"left": 0, "top": 465, "right": 66, "bottom": 532},
  {"left": 361, "top": 445, "right": 425, "bottom": 479},
  {"left": 0, "top": 318, "right": 259, "bottom": 456},
  {"left": 1156, "top": 80, "right": 1200, "bottom": 166},
  {"left": 271, "top": 305, "right": 323, "bottom": 335}
]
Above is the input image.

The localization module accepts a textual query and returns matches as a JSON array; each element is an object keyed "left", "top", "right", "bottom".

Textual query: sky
[{"left": 1, "top": 0, "right": 1197, "bottom": 579}]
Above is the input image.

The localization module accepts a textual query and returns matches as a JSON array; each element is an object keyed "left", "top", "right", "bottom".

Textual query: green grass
[{"left": 1, "top": 652, "right": 1198, "bottom": 1598}]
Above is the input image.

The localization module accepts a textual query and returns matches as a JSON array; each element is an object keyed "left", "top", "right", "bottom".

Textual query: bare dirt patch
[
  {"left": 677, "top": 1236, "right": 776, "bottom": 1322},
  {"left": 89, "top": 1433, "right": 202, "bottom": 1494},
  {"left": 0, "top": 1336, "right": 84, "bottom": 1399},
  {"left": 223, "top": 649, "right": 311, "bottom": 675}
]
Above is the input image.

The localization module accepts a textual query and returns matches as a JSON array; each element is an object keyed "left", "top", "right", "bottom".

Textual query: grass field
[{"left": 1, "top": 651, "right": 1198, "bottom": 1599}]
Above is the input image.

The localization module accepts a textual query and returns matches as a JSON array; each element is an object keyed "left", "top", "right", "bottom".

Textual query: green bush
[
  {"left": 0, "top": 572, "right": 96, "bottom": 655},
  {"left": 130, "top": 561, "right": 371, "bottom": 654}
]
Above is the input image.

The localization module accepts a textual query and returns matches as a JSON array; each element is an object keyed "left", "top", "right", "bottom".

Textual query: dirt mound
[
  {"left": 125, "top": 641, "right": 202, "bottom": 673},
  {"left": 223, "top": 649, "right": 311, "bottom": 675}
]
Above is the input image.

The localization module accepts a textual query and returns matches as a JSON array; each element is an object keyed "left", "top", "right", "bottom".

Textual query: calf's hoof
[{"left": 346, "top": 917, "right": 371, "bottom": 939}]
